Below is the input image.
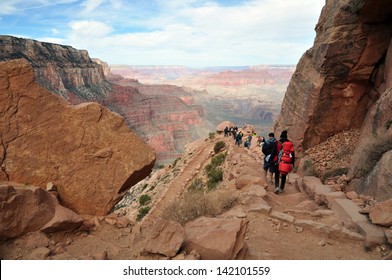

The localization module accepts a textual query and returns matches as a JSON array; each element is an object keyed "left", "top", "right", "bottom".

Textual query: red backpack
[{"left": 278, "top": 141, "right": 294, "bottom": 174}]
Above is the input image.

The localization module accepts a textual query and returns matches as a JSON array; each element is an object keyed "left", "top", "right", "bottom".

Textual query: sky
[{"left": 0, "top": 0, "right": 326, "bottom": 67}]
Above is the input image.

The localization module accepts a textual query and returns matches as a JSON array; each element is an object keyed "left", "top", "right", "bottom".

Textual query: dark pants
[{"left": 274, "top": 170, "right": 287, "bottom": 190}]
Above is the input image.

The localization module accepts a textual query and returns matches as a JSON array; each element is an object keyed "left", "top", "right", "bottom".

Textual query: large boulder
[
  {"left": 0, "top": 183, "right": 82, "bottom": 241},
  {"left": 0, "top": 59, "right": 156, "bottom": 215},
  {"left": 183, "top": 217, "right": 248, "bottom": 260},
  {"left": 369, "top": 198, "right": 392, "bottom": 226},
  {"left": 143, "top": 219, "right": 185, "bottom": 257}
]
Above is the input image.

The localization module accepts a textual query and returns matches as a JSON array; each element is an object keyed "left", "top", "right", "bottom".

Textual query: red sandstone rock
[
  {"left": 0, "top": 59, "right": 156, "bottom": 216},
  {"left": 369, "top": 198, "right": 392, "bottom": 227},
  {"left": 143, "top": 219, "right": 185, "bottom": 257},
  {"left": 183, "top": 217, "right": 248, "bottom": 260}
]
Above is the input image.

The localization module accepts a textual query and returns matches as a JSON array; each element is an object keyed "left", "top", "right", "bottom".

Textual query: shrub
[
  {"left": 211, "top": 152, "right": 226, "bottom": 166},
  {"left": 136, "top": 206, "right": 150, "bottom": 221},
  {"left": 207, "top": 168, "right": 223, "bottom": 189},
  {"left": 139, "top": 194, "right": 151, "bottom": 206},
  {"left": 189, "top": 177, "right": 204, "bottom": 192},
  {"left": 209, "top": 132, "right": 215, "bottom": 140},
  {"left": 160, "top": 189, "right": 237, "bottom": 224},
  {"left": 214, "top": 141, "right": 225, "bottom": 153}
]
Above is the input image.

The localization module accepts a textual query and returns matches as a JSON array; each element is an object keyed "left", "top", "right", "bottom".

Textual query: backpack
[
  {"left": 262, "top": 139, "right": 275, "bottom": 155},
  {"left": 278, "top": 141, "right": 294, "bottom": 164}
]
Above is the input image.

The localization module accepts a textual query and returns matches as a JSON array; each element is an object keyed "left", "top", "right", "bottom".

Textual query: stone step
[{"left": 330, "top": 198, "right": 369, "bottom": 230}]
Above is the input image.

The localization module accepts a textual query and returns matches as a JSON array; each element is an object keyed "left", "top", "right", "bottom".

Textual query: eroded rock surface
[{"left": 0, "top": 59, "right": 156, "bottom": 215}]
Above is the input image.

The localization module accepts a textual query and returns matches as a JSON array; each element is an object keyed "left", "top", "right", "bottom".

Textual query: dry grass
[{"left": 160, "top": 189, "right": 237, "bottom": 225}]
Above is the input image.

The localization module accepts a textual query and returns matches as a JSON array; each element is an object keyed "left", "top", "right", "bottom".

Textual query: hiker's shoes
[
  {"left": 279, "top": 188, "right": 284, "bottom": 193},
  {"left": 274, "top": 187, "right": 279, "bottom": 194}
]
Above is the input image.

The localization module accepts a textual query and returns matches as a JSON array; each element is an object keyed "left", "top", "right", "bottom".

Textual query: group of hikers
[
  {"left": 224, "top": 126, "right": 256, "bottom": 149},
  {"left": 224, "top": 125, "right": 295, "bottom": 195}
]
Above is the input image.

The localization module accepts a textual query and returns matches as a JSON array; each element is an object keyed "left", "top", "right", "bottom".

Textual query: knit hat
[{"left": 280, "top": 130, "right": 288, "bottom": 139}]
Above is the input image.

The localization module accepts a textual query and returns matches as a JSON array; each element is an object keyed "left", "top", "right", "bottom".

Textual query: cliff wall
[
  {"left": 0, "top": 35, "right": 111, "bottom": 100},
  {"left": 274, "top": 0, "right": 392, "bottom": 200}
]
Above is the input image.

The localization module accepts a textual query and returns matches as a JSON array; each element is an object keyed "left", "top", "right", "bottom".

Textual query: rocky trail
[{"left": 1, "top": 132, "right": 390, "bottom": 260}]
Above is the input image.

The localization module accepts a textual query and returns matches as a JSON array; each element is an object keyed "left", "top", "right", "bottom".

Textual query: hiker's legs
[
  {"left": 280, "top": 174, "right": 287, "bottom": 191},
  {"left": 274, "top": 170, "right": 280, "bottom": 190}
]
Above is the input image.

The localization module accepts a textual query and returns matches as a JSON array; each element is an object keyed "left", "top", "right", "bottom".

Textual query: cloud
[
  {"left": 2, "top": 0, "right": 326, "bottom": 66},
  {"left": 0, "top": 0, "right": 79, "bottom": 14},
  {"left": 82, "top": 0, "right": 104, "bottom": 13}
]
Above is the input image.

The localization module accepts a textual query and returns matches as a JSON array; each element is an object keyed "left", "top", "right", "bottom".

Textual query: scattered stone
[
  {"left": 29, "top": 247, "right": 51, "bottom": 260},
  {"left": 270, "top": 211, "right": 295, "bottom": 224},
  {"left": 318, "top": 240, "right": 326, "bottom": 246},
  {"left": 144, "top": 219, "right": 185, "bottom": 258},
  {"left": 345, "top": 191, "right": 359, "bottom": 200},
  {"left": 183, "top": 217, "right": 248, "bottom": 260},
  {"left": 369, "top": 198, "right": 392, "bottom": 227}
]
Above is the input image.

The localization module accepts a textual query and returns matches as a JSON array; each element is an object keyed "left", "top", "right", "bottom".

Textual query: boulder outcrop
[
  {"left": 273, "top": 0, "right": 392, "bottom": 199},
  {"left": 0, "top": 183, "right": 83, "bottom": 241},
  {"left": 0, "top": 59, "right": 156, "bottom": 215}
]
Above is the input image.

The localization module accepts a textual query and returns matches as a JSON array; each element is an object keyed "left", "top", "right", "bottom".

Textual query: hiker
[
  {"left": 244, "top": 140, "right": 250, "bottom": 149},
  {"left": 235, "top": 131, "right": 243, "bottom": 146},
  {"left": 224, "top": 126, "right": 229, "bottom": 137},
  {"left": 247, "top": 134, "right": 252, "bottom": 147},
  {"left": 269, "top": 130, "right": 295, "bottom": 194},
  {"left": 257, "top": 135, "right": 264, "bottom": 146},
  {"left": 262, "top": 132, "right": 276, "bottom": 184}
]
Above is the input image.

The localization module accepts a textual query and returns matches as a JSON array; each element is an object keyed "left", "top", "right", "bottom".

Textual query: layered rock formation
[
  {"left": 273, "top": 0, "right": 392, "bottom": 200},
  {"left": 0, "top": 35, "right": 111, "bottom": 100},
  {"left": 0, "top": 59, "right": 155, "bottom": 215},
  {"left": 0, "top": 35, "right": 205, "bottom": 164},
  {"left": 106, "top": 80, "right": 206, "bottom": 163}
]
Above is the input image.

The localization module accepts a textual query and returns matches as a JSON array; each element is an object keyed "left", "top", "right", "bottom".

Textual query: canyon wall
[
  {"left": 0, "top": 59, "right": 156, "bottom": 215},
  {"left": 0, "top": 35, "right": 111, "bottom": 100},
  {"left": 274, "top": 0, "right": 392, "bottom": 200},
  {"left": 0, "top": 36, "right": 205, "bottom": 164}
]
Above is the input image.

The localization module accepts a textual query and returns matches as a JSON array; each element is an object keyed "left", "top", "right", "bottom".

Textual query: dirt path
[
  {"left": 1, "top": 134, "right": 386, "bottom": 260},
  {"left": 223, "top": 138, "right": 380, "bottom": 259}
]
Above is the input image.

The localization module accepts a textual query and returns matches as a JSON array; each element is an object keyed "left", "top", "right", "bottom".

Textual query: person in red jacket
[{"left": 268, "top": 130, "right": 295, "bottom": 194}]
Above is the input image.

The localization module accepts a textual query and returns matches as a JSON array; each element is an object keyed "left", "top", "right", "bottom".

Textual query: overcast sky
[{"left": 0, "top": 0, "right": 325, "bottom": 67}]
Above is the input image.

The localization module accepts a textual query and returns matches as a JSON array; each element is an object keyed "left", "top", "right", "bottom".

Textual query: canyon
[{"left": 0, "top": 0, "right": 391, "bottom": 262}]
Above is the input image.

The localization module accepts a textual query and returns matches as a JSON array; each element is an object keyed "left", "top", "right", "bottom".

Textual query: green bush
[
  {"left": 214, "top": 141, "right": 225, "bottom": 153},
  {"left": 139, "top": 194, "right": 151, "bottom": 206},
  {"left": 207, "top": 167, "right": 223, "bottom": 189},
  {"left": 136, "top": 206, "right": 150, "bottom": 221},
  {"left": 209, "top": 132, "right": 215, "bottom": 140},
  {"left": 211, "top": 152, "right": 226, "bottom": 166}
]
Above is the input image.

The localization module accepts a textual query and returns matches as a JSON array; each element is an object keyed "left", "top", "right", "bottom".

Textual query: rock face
[
  {"left": 274, "top": 0, "right": 392, "bottom": 199},
  {"left": 0, "top": 35, "right": 111, "bottom": 100},
  {"left": 0, "top": 59, "right": 156, "bottom": 215}
]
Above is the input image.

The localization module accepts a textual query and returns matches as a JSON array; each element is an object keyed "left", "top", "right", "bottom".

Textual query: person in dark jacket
[{"left": 268, "top": 130, "right": 295, "bottom": 194}]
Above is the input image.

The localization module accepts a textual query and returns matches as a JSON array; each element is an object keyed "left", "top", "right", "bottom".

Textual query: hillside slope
[{"left": 2, "top": 130, "right": 390, "bottom": 260}]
